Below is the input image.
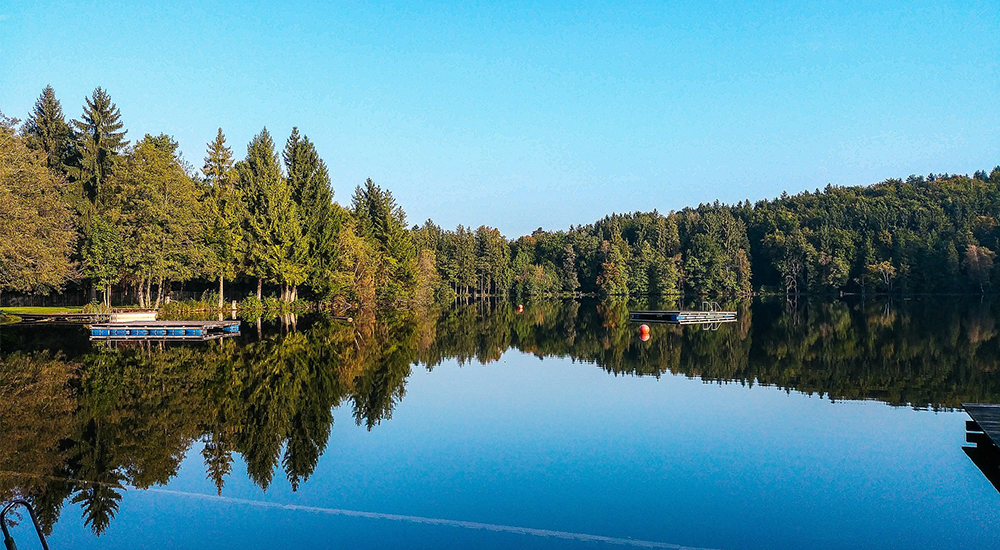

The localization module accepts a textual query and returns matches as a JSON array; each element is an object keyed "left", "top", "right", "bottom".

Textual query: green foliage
[
  {"left": 237, "top": 128, "right": 307, "bottom": 299},
  {"left": 351, "top": 178, "right": 417, "bottom": 303},
  {"left": 10, "top": 85, "right": 1000, "bottom": 304},
  {"left": 202, "top": 128, "right": 245, "bottom": 307},
  {"left": 0, "top": 116, "right": 77, "bottom": 295},
  {"left": 241, "top": 293, "right": 264, "bottom": 313},
  {"left": 202, "top": 128, "right": 236, "bottom": 188},
  {"left": 22, "top": 85, "right": 72, "bottom": 173},
  {"left": 283, "top": 128, "right": 338, "bottom": 298},
  {"left": 82, "top": 214, "right": 125, "bottom": 303},
  {"left": 69, "top": 87, "right": 128, "bottom": 204},
  {"left": 81, "top": 301, "right": 112, "bottom": 315}
]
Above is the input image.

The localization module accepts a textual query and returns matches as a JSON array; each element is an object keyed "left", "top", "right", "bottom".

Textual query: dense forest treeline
[
  {"left": 3, "top": 85, "right": 1000, "bottom": 302},
  {"left": 3, "top": 296, "right": 1000, "bottom": 534}
]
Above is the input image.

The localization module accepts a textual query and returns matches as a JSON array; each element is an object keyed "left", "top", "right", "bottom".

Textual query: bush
[
  {"left": 82, "top": 301, "right": 112, "bottom": 315},
  {"left": 241, "top": 294, "right": 263, "bottom": 312},
  {"left": 261, "top": 295, "right": 280, "bottom": 311}
]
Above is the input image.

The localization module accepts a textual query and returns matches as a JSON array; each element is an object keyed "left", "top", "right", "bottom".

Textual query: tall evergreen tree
[
  {"left": 202, "top": 129, "right": 243, "bottom": 308},
  {"left": 22, "top": 85, "right": 72, "bottom": 174},
  {"left": 70, "top": 87, "right": 128, "bottom": 205},
  {"left": 351, "top": 178, "right": 417, "bottom": 302},
  {"left": 203, "top": 128, "right": 236, "bottom": 189},
  {"left": 237, "top": 128, "right": 306, "bottom": 301},
  {"left": 283, "top": 128, "right": 337, "bottom": 297}
]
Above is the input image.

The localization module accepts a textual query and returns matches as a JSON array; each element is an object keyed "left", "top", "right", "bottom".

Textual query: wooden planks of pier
[
  {"left": 962, "top": 403, "right": 1000, "bottom": 494},
  {"left": 629, "top": 310, "right": 737, "bottom": 325},
  {"left": 89, "top": 320, "right": 241, "bottom": 341},
  {"left": 963, "top": 403, "right": 1000, "bottom": 447}
]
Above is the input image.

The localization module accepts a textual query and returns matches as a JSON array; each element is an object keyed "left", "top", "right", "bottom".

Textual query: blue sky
[{"left": 2, "top": 0, "right": 998, "bottom": 236}]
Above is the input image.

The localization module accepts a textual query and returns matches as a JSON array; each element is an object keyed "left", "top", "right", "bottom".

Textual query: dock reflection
[{"left": 963, "top": 406, "right": 1000, "bottom": 494}]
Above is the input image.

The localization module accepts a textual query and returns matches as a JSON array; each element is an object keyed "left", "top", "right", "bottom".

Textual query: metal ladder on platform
[{"left": 2, "top": 499, "right": 50, "bottom": 550}]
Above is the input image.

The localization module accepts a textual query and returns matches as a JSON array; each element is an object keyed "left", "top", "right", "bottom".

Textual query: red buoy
[{"left": 639, "top": 324, "right": 650, "bottom": 341}]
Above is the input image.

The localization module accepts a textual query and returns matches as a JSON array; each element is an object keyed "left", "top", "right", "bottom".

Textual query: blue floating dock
[{"left": 89, "top": 320, "right": 241, "bottom": 341}]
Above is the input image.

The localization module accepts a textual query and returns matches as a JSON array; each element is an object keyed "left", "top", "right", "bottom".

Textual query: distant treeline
[{"left": 3, "top": 85, "right": 1000, "bottom": 303}]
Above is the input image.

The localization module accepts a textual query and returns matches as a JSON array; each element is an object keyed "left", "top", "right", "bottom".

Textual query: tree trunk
[
  {"left": 154, "top": 277, "right": 164, "bottom": 309},
  {"left": 218, "top": 275, "right": 224, "bottom": 310},
  {"left": 257, "top": 278, "right": 263, "bottom": 300}
]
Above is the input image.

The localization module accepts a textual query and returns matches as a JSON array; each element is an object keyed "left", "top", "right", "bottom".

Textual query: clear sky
[{"left": 1, "top": 0, "right": 998, "bottom": 236}]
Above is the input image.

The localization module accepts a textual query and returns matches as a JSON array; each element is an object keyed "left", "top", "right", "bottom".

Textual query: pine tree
[
  {"left": 22, "top": 85, "right": 72, "bottom": 174},
  {"left": 71, "top": 87, "right": 128, "bottom": 205},
  {"left": 202, "top": 129, "right": 243, "bottom": 308},
  {"left": 283, "top": 128, "right": 337, "bottom": 297},
  {"left": 236, "top": 128, "right": 306, "bottom": 301},
  {"left": 351, "top": 178, "right": 417, "bottom": 302},
  {"left": 203, "top": 128, "right": 236, "bottom": 189}
]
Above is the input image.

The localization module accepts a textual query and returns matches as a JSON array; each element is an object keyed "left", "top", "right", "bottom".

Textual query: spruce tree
[
  {"left": 351, "top": 178, "right": 417, "bottom": 302},
  {"left": 236, "top": 128, "right": 306, "bottom": 301},
  {"left": 71, "top": 87, "right": 128, "bottom": 204},
  {"left": 203, "top": 128, "right": 236, "bottom": 189},
  {"left": 203, "top": 128, "right": 243, "bottom": 308},
  {"left": 283, "top": 128, "right": 337, "bottom": 297},
  {"left": 23, "top": 85, "right": 72, "bottom": 174}
]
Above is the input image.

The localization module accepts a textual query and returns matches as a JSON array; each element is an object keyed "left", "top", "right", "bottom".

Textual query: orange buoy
[
  {"left": 517, "top": 304, "right": 524, "bottom": 313},
  {"left": 639, "top": 324, "right": 650, "bottom": 341}
]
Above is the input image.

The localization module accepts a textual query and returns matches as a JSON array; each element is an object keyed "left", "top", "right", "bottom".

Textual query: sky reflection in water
[{"left": 2, "top": 298, "right": 1000, "bottom": 549}]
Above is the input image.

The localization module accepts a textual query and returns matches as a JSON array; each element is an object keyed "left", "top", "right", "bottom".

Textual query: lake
[{"left": 2, "top": 298, "right": 999, "bottom": 549}]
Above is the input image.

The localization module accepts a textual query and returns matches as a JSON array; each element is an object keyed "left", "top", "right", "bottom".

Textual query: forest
[{"left": 3, "top": 85, "right": 1000, "bottom": 304}]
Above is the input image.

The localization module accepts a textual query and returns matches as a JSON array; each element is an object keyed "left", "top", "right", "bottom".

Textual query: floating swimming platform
[
  {"left": 89, "top": 320, "right": 241, "bottom": 341},
  {"left": 6, "top": 312, "right": 109, "bottom": 324},
  {"left": 630, "top": 301, "right": 737, "bottom": 325},
  {"left": 6, "top": 309, "right": 157, "bottom": 325}
]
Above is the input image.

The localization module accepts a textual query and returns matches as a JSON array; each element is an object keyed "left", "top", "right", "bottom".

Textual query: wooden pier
[
  {"left": 962, "top": 403, "right": 1000, "bottom": 493},
  {"left": 89, "top": 320, "right": 241, "bottom": 341}
]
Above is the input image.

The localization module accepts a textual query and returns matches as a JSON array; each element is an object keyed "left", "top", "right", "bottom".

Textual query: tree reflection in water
[{"left": 2, "top": 297, "right": 1000, "bottom": 535}]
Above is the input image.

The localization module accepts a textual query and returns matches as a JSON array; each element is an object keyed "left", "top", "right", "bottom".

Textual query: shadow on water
[{"left": 2, "top": 296, "right": 1000, "bottom": 535}]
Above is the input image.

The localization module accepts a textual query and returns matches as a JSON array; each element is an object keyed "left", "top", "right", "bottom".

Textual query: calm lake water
[{"left": 2, "top": 298, "right": 1000, "bottom": 549}]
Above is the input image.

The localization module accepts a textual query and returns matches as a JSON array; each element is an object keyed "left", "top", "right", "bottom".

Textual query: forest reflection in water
[{"left": 1, "top": 297, "right": 999, "bottom": 537}]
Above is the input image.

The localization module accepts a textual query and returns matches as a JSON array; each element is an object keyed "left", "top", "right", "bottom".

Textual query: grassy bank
[{"left": 0, "top": 306, "right": 84, "bottom": 314}]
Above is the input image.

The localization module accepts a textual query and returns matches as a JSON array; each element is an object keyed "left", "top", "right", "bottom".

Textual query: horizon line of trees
[{"left": 3, "top": 84, "right": 1000, "bottom": 303}]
